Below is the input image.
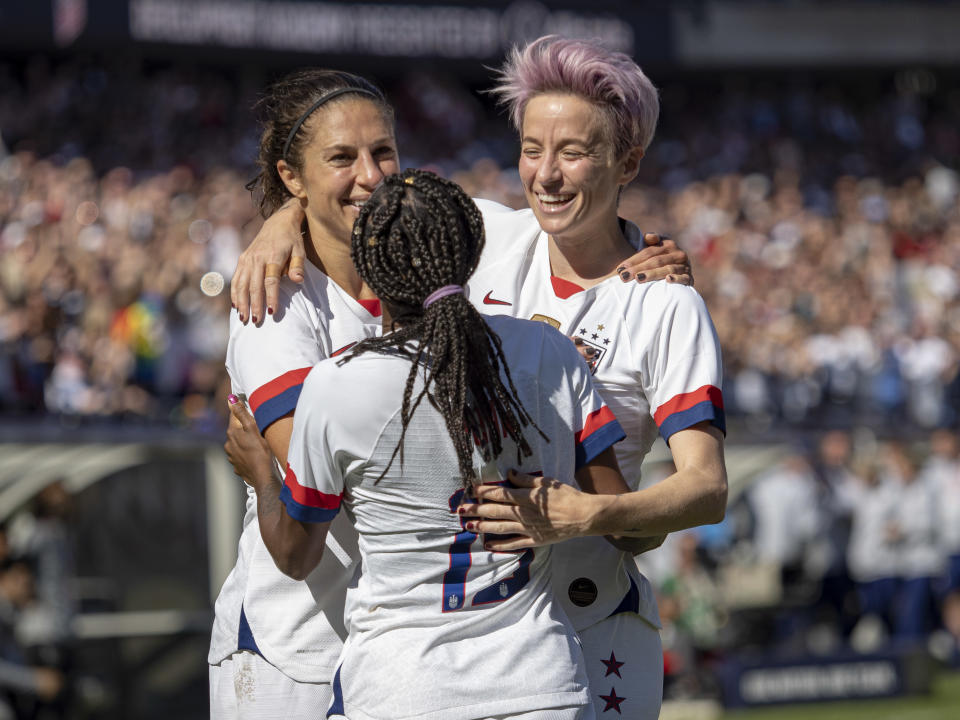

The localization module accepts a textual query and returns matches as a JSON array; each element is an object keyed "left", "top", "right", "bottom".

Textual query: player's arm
[
  {"left": 232, "top": 199, "right": 307, "bottom": 325},
  {"left": 572, "top": 446, "right": 668, "bottom": 553},
  {"left": 588, "top": 422, "right": 726, "bottom": 538},
  {"left": 461, "top": 448, "right": 667, "bottom": 553},
  {"left": 462, "top": 425, "right": 724, "bottom": 550},
  {"left": 224, "top": 396, "right": 328, "bottom": 580}
]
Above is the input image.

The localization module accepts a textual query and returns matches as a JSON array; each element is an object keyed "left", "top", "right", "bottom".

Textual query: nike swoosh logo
[{"left": 483, "top": 291, "right": 512, "bottom": 306}]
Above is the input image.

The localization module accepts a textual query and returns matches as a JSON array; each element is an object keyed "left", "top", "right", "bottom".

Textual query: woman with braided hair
[
  {"left": 340, "top": 169, "right": 541, "bottom": 482},
  {"left": 225, "top": 168, "right": 635, "bottom": 719}
]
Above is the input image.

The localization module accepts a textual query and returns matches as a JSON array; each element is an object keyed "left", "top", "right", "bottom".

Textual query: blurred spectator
[
  {"left": 846, "top": 458, "right": 900, "bottom": 644},
  {"left": 0, "top": 554, "right": 65, "bottom": 719},
  {"left": 9, "top": 482, "right": 75, "bottom": 645},
  {"left": 659, "top": 532, "right": 725, "bottom": 699},
  {"left": 885, "top": 443, "right": 942, "bottom": 640},
  {"left": 923, "top": 430, "right": 960, "bottom": 595},
  {"left": 748, "top": 453, "right": 820, "bottom": 573},
  {"left": 810, "top": 431, "right": 859, "bottom": 636}
]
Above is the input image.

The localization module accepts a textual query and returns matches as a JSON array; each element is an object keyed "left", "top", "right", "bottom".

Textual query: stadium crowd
[
  {"left": 1, "top": 59, "right": 957, "bottom": 432},
  {"left": 1, "top": 56, "right": 959, "bottom": 699}
]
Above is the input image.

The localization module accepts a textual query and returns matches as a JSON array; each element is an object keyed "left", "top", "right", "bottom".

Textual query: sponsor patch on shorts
[{"left": 568, "top": 577, "right": 598, "bottom": 607}]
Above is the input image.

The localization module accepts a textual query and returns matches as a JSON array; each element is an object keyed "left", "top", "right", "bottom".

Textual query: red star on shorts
[
  {"left": 601, "top": 651, "right": 624, "bottom": 678},
  {"left": 599, "top": 687, "right": 626, "bottom": 714}
]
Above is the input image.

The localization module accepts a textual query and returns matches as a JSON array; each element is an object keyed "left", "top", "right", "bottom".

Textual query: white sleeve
[
  {"left": 279, "top": 362, "right": 345, "bottom": 524},
  {"left": 637, "top": 285, "right": 726, "bottom": 442},
  {"left": 225, "top": 283, "right": 325, "bottom": 433},
  {"left": 543, "top": 327, "right": 625, "bottom": 470}
]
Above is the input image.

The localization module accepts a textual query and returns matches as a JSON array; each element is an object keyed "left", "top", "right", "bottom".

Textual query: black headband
[{"left": 282, "top": 86, "right": 382, "bottom": 161}]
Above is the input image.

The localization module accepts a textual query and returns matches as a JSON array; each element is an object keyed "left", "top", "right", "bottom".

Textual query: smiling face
[
  {"left": 281, "top": 97, "right": 399, "bottom": 247},
  {"left": 519, "top": 93, "right": 641, "bottom": 245}
]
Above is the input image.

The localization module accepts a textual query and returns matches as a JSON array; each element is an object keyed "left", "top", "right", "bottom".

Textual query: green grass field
[{"left": 721, "top": 670, "right": 960, "bottom": 720}]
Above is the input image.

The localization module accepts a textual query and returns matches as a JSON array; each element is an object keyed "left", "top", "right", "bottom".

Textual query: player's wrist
[
  {"left": 585, "top": 494, "right": 621, "bottom": 537},
  {"left": 279, "top": 197, "right": 305, "bottom": 230},
  {"left": 248, "top": 461, "right": 282, "bottom": 493}
]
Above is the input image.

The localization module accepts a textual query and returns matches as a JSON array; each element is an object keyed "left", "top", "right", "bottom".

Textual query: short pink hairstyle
[{"left": 490, "top": 35, "right": 659, "bottom": 158}]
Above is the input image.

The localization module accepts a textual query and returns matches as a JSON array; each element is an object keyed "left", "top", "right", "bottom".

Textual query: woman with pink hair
[{"left": 453, "top": 37, "right": 727, "bottom": 719}]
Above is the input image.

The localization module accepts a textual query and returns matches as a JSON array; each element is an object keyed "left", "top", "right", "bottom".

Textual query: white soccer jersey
[
  {"left": 209, "top": 263, "right": 381, "bottom": 682},
  {"left": 282, "top": 315, "right": 623, "bottom": 720},
  {"left": 468, "top": 199, "right": 725, "bottom": 631}
]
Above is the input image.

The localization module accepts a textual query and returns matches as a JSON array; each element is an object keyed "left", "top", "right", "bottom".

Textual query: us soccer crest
[{"left": 574, "top": 323, "right": 611, "bottom": 375}]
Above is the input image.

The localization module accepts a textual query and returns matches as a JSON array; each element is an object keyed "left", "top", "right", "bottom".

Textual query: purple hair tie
[{"left": 423, "top": 285, "right": 463, "bottom": 308}]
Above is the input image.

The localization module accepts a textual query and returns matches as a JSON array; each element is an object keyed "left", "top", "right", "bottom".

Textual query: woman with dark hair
[
  {"left": 225, "top": 168, "right": 634, "bottom": 719},
  {"left": 209, "top": 68, "right": 398, "bottom": 717}
]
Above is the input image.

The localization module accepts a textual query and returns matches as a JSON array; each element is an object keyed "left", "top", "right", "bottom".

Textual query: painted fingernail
[
  {"left": 585, "top": 347, "right": 597, "bottom": 357},
  {"left": 457, "top": 506, "right": 465, "bottom": 514},
  {"left": 466, "top": 522, "right": 477, "bottom": 531},
  {"left": 635, "top": 273, "right": 646, "bottom": 282},
  {"left": 267, "top": 306, "right": 274, "bottom": 315},
  {"left": 228, "top": 394, "right": 239, "bottom": 405},
  {"left": 252, "top": 315, "right": 259, "bottom": 323},
  {"left": 619, "top": 270, "right": 631, "bottom": 282},
  {"left": 231, "top": 303, "right": 236, "bottom": 309},
  {"left": 239, "top": 313, "right": 246, "bottom": 322},
  {"left": 616, "top": 266, "right": 626, "bottom": 274}
]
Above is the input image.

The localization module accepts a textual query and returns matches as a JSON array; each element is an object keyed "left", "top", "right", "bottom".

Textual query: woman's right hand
[{"left": 231, "top": 199, "right": 307, "bottom": 324}]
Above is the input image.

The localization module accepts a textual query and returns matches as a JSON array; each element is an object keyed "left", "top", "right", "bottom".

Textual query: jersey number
[{"left": 441, "top": 486, "right": 534, "bottom": 612}]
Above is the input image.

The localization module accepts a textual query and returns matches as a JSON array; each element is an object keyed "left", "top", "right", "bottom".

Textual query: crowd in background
[
  {"left": 638, "top": 428, "right": 960, "bottom": 698},
  {"left": 1, "top": 55, "right": 959, "bottom": 702},
  {"left": 1, "top": 57, "right": 957, "bottom": 433}
]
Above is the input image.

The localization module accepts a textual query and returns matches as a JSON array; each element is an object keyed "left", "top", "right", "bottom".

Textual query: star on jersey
[
  {"left": 599, "top": 687, "right": 626, "bottom": 714},
  {"left": 601, "top": 651, "right": 624, "bottom": 678},
  {"left": 576, "top": 323, "right": 611, "bottom": 375}
]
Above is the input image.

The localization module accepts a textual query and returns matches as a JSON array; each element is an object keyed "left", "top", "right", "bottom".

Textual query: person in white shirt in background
[
  {"left": 922, "top": 430, "right": 960, "bottom": 596},
  {"left": 885, "top": 443, "right": 942, "bottom": 641},
  {"left": 846, "top": 455, "right": 900, "bottom": 647}
]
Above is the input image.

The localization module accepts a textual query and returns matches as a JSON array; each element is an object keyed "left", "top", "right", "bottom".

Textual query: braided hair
[{"left": 343, "top": 169, "right": 546, "bottom": 486}]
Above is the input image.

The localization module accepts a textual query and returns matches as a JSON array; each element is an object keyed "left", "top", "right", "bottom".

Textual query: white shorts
[
  {"left": 210, "top": 651, "right": 333, "bottom": 720},
  {"left": 480, "top": 707, "right": 596, "bottom": 720},
  {"left": 578, "top": 612, "right": 662, "bottom": 720},
  {"left": 330, "top": 707, "right": 594, "bottom": 720}
]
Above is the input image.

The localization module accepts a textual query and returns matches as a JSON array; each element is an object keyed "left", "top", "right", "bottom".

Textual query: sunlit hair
[
  {"left": 246, "top": 68, "right": 395, "bottom": 216},
  {"left": 343, "top": 169, "right": 546, "bottom": 486},
  {"left": 490, "top": 35, "right": 659, "bottom": 158}
]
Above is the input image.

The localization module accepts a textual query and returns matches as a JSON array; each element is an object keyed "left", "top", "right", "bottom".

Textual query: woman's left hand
[
  {"left": 224, "top": 395, "right": 277, "bottom": 489},
  {"left": 458, "top": 471, "right": 603, "bottom": 551},
  {"left": 616, "top": 233, "right": 693, "bottom": 286}
]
